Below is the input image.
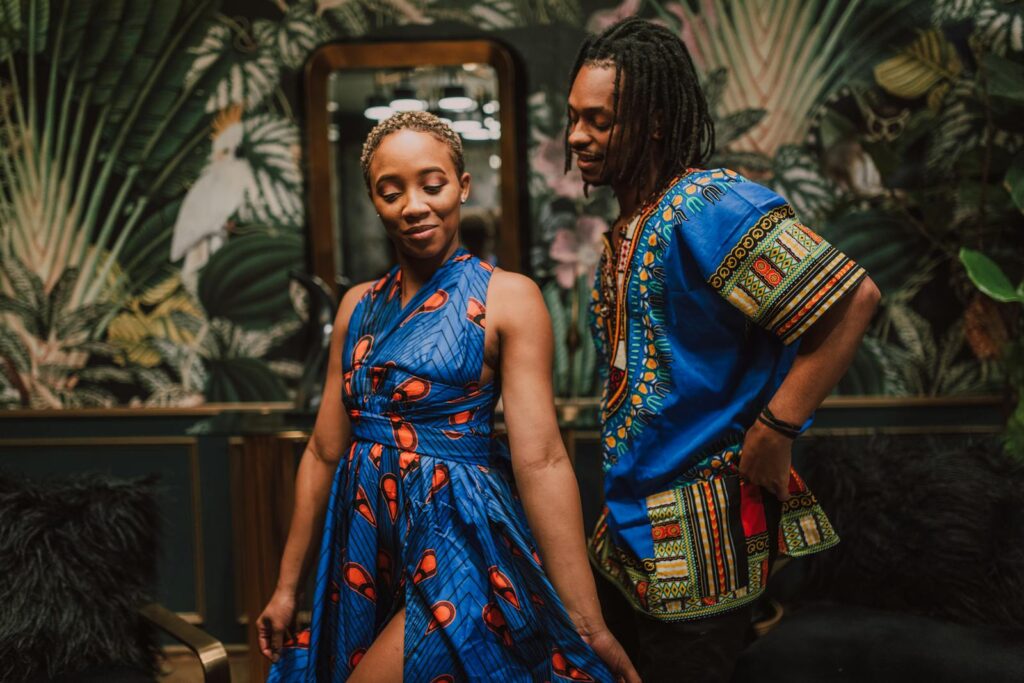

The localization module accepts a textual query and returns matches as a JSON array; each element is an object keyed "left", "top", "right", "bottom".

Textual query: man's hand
[{"left": 739, "top": 420, "right": 793, "bottom": 501}]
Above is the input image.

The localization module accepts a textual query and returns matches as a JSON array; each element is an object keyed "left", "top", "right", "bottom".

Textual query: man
[{"left": 565, "top": 17, "right": 881, "bottom": 681}]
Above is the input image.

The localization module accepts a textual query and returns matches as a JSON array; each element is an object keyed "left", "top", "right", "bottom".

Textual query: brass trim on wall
[
  {"left": 0, "top": 402, "right": 295, "bottom": 418},
  {"left": 304, "top": 40, "right": 524, "bottom": 296},
  {"left": 0, "top": 436, "right": 208, "bottom": 624}
]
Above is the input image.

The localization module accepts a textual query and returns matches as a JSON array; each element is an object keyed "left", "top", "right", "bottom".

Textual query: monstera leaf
[{"left": 197, "top": 232, "right": 304, "bottom": 329}]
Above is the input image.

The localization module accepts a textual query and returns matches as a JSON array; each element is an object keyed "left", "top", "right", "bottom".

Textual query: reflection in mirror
[
  {"left": 327, "top": 65, "right": 502, "bottom": 285},
  {"left": 305, "top": 41, "right": 522, "bottom": 296}
]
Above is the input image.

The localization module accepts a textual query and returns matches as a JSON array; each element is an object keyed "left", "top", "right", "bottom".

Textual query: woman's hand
[
  {"left": 581, "top": 625, "right": 642, "bottom": 683},
  {"left": 257, "top": 589, "right": 297, "bottom": 663}
]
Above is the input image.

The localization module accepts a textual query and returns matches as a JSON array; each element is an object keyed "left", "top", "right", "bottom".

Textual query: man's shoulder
[{"left": 657, "top": 167, "right": 786, "bottom": 223}]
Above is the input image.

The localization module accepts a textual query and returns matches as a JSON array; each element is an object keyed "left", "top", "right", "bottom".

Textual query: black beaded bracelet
[
  {"left": 757, "top": 413, "right": 799, "bottom": 439},
  {"left": 758, "top": 405, "right": 802, "bottom": 439}
]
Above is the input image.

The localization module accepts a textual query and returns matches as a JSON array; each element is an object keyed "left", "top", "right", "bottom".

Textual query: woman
[{"left": 258, "top": 112, "right": 639, "bottom": 683}]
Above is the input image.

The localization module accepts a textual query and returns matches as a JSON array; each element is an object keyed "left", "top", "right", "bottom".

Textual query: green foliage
[
  {"left": 960, "top": 248, "right": 1023, "bottom": 303},
  {"left": 197, "top": 232, "right": 303, "bottom": 329}
]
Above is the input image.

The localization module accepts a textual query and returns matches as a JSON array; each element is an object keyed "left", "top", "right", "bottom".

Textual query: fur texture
[
  {"left": 796, "top": 435, "right": 1024, "bottom": 629},
  {"left": 0, "top": 471, "right": 161, "bottom": 682}
]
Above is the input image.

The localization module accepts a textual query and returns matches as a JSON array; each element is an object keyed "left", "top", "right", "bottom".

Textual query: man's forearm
[{"left": 767, "top": 279, "right": 881, "bottom": 424}]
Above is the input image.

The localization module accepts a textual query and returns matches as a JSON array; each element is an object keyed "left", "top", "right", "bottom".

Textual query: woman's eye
[
  {"left": 382, "top": 193, "right": 400, "bottom": 202},
  {"left": 424, "top": 185, "right": 443, "bottom": 194}
]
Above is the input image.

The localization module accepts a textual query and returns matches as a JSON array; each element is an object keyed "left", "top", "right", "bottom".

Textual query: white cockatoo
[{"left": 170, "top": 105, "right": 256, "bottom": 293}]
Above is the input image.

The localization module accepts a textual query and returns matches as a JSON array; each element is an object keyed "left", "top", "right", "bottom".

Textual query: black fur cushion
[
  {"left": 735, "top": 602, "right": 1024, "bottom": 682},
  {"left": 0, "top": 471, "right": 161, "bottom": 682},
  {"left": 796, "top": 435, "right": 1024, "bottom": 629}
]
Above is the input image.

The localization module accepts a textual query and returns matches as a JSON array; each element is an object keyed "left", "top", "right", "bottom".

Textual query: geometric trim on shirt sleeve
[{"left": 708, "top": 204, "right": 867, "bottom": 345}]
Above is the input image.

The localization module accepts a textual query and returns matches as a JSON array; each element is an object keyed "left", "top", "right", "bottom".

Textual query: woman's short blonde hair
[{"left": 360, "top": 111, "right": 465, "bottom": 188}]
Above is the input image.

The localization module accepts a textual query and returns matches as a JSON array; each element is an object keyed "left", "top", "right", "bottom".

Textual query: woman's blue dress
[{"left": 268, "top": 249, "right": 611, "bottom": 682}]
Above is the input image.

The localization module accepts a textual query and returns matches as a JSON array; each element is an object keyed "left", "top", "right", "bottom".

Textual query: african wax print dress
[{"left": 269, "top": 249, "right": 611, "bottom": 682}]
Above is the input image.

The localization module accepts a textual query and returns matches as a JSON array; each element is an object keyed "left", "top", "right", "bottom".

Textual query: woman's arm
[
  {"left": 258, "top": 282, "right": 371, "bottom": 661},
  {"left": 740, "top": 277, "right": 882, "bottom": 499},
  {"left": 490, "top": 273, "right": 639, "bottom": 683}
]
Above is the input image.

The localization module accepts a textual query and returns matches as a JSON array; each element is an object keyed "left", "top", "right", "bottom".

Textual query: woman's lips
[{"left": 404, "top": 224, "right": 438, "bottom": 240}]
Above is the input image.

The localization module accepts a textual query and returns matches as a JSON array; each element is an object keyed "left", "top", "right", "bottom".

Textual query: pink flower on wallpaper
[
  {"left": 585, "top": 0, "right": 642, "bottom": 33},
  {"left": 532, "top": 135, "right": 586, "bottom": 200},
  {"left": 549, "top": 215, "right": 608, "bottom": 289}
]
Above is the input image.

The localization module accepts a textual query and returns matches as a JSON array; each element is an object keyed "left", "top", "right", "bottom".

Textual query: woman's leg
[{"left": 348, "top": 608, "right": 406, "bottom": 683}]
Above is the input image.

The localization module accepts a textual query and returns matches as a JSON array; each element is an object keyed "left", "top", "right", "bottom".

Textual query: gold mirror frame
[{"left": 304, "top": 40, "right": 524, "bottom": 296}]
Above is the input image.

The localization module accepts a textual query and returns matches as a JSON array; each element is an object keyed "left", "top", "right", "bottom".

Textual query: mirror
[{"left": 304, "top": 41, "right": 523, "bottom": 294}]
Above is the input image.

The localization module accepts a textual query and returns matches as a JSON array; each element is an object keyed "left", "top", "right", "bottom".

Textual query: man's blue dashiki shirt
[{"left": 588, "top": 168, "right": 866, "bottom": 621}]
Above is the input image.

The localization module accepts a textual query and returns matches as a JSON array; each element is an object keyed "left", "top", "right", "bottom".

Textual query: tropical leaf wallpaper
[{"left": 1, "top": 0, "right": 1022, "bottom": 408}]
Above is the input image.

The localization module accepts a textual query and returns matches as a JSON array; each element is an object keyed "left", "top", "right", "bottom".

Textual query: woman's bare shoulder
[{"left": 486, "top": 269, "right": 546, "bottom": 328}]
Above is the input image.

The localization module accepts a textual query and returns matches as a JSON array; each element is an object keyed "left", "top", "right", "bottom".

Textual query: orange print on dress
[
  {"left": 347, "top": 442, "right": 357, "bottom": 463},
  {"left": 283, "top": 629, "right": 310, "bottom": 648},
  {"left": 352, "top": 335, "right": 373, "bottom": 367},
  {"left": 488, "top": 566, "right": 521, "bottom": 610},
  {"left": 392, "top": 376, "right": 431, "bottom": 402},
  {"left": 329, "top": 580, "right": 340, "bottom": 603},
  {"left": 430, "top": 676, "right": 455, "bottom": 683},
  {"left": 369, "top": 366, "right": 388, "bottom": 393},
  {"left": 368, "top": 443, "right": 383, "bottom": 468},
  {"left": 479, "top": 260, "right": 494, "bottom": 272},
  {"left": 370, "top": 275, "right": 388, "bottom": 298},
  {"left": 349, "top": 647, "right": 366, "bottom": 670},
  {"left": 530, "top": 591, "right": 545, "bottom": 607},
  {"left": 400, "top": 289, "right": 449, "bottom": 327},
  {"left": 380, "top": 474, "right": 399, "bottom": 523},
  {"left": 388, "top": 271, "right": 402, "bottom": 301},
  {"left": 412, "top": 549, "right": 438, "bottom": 585},
  {"left": 426, "top": 463, "right": 450, "bottom": 502},
  {"left": 390, "top": 416, "right": 419, "bottom": 451},
  {"left": 551, "top": 648, "right": 595, "bottom": 682},
  {"left": 343, "top": 562, "right": 377, "bottom": 602},
  {"left": 449, "top": 409, "right": 474, "bottom": 426},
  {"left": 425, "top": 601, "right": 456, "bottom": 634},
  {"left": 442, "top": 429, "right": 464, "bottom": 440},
  {"left": 354, "top": 485, "right": 376, "bottom": 527},
  {"left": 466, "top": 297, "right": 486, "bottom": 329},
  {"left": 482, "top": 601, "right": 514, "bottom": 647},
  {"left": 399, "top": 450, "right": 421, "bottom": 478}
]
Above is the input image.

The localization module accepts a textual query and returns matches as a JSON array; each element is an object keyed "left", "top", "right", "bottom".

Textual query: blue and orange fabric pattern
[{"left": 268, "top": 249, "right": 612, "bottom": 682}]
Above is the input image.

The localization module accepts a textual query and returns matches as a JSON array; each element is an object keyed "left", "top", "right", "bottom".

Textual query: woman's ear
[{"left": 460, "top": 172, "right": 471, "bottom": 203}]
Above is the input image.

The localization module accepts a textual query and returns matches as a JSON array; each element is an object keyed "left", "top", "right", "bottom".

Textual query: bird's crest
[{"left": 212, "top": 105, "right": 243, "bottom": 140}]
